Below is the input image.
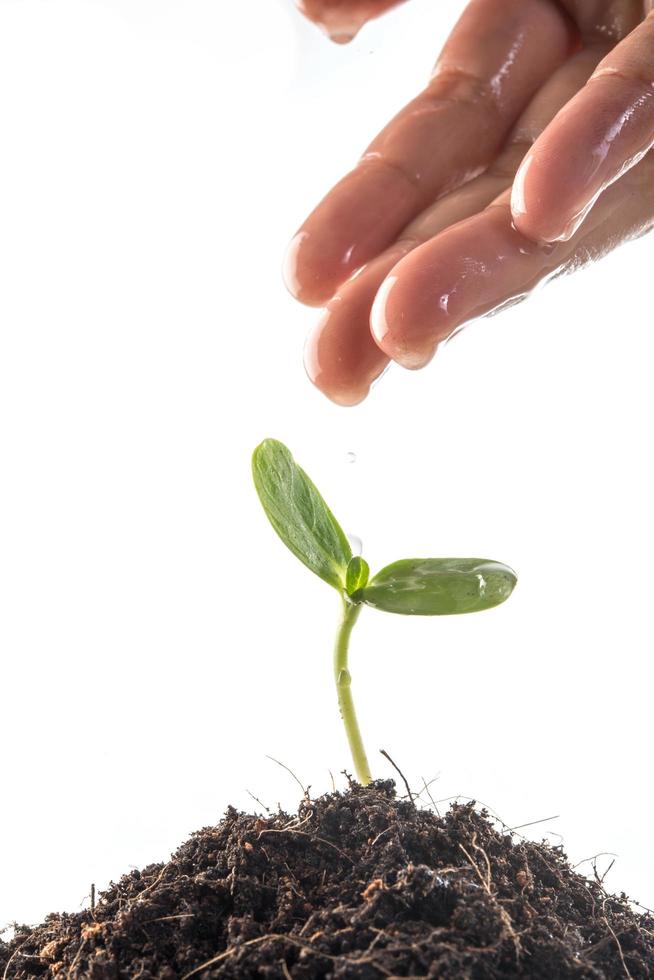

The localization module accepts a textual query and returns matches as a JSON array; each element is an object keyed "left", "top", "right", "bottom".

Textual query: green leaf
[
  {"left": 252, "top": 439, "right": 352, "bottom": 590},
  {"left": 346, "top": 556, "right": 369, "bottom": 597},
  {"left": 361, "top": 558, "right": 517, "bottom": 615}
]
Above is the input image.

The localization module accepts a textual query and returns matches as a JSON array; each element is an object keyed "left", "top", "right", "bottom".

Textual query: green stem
[{"left": 333, "top": 597, "right": 372, "bottom": 785}]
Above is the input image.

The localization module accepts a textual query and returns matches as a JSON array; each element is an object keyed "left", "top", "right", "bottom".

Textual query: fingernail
[
  {"left": 511, "top": 153, "right": 580, "bottom": 244},
  {"left": 370, "top": 276, "right": 433, "bottom": 370},
  {"left": 282, "top": 231, "right": 307, "bottom": 298},
  {"left": 370, "top": 275, "right": 397, "bottom": 347},
  {"left": 510, "top": 153, "right": 533, "bottom": 221}
]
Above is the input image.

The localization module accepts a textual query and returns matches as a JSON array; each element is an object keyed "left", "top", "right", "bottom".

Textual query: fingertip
[
  {"left": 325, "top": 28, "right": 360, "bottom": 44},
  {"left": 283, "top": 231, "right": 332, "bottom": 307},
  {"left": 303, "top": 277, "right": 392, "bottom": 405},
  {"left": 297, "top": 0, "right": 406, "bottom": 44},
  {"left": 510, "top": 123, "right": 601, "bottom": 245},
  {"left": 316, "top": 382, "right": 370, "bottom": 407},
  {"left": 370, "top": 276, "right": 414, "bottom": 367},
  {"left": 299, "top": 244, "right": 404, "bottom": 404},
  {"left": 303, "top": 321, "right": 372, "bottom": 406},
  {"left": 510, "top": 152, "right": 561, "bottom": 244},
  {"left": 370, "top": 266, "right": 440, "bottom": 370}
]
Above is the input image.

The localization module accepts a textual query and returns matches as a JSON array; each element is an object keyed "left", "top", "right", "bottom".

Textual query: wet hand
[{"left": 286, "top": 1, "right": 654, "bottom": 406}]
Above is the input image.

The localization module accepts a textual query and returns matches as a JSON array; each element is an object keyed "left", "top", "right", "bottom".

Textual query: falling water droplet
[{"left": 347, "top": 534, "right": 363, "bottom": 556}]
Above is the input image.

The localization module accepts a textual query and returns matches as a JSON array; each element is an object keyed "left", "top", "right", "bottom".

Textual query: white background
[{"left": 1, "top": 0, "right": 652, "bottom": 929}]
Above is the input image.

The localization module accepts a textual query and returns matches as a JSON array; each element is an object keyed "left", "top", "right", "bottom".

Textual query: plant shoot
[{"left": 252, "top": 439, "right": 517, "bottom": 786}]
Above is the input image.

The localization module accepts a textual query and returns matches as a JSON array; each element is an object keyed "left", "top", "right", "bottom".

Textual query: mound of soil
[{"left": 1, "top": 781, "right": 652, "bottom": 978}]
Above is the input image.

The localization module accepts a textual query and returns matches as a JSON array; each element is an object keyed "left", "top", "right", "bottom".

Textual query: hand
[{"left": 285, "top": 1, "right": 654, "bottom": 406}]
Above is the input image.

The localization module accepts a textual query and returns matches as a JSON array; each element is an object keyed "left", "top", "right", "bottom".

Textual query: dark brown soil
[{"left": 1, "top": 781, "right": 652, "bottom": 978}]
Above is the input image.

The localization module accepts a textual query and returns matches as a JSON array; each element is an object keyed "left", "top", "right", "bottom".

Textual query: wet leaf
[
  {"left": 361, "top": 558, "right": 517, "bottom": 615},
  {"left": 252, "top": 439, "right": 352, "bottom": 590}
]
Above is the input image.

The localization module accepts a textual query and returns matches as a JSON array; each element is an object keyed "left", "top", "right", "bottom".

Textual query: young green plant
[{"left": 252, "top": 439, "right": 517, "bottom": 786}]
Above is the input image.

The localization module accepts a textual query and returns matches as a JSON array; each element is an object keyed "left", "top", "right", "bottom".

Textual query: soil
[{"left": 1, "top": 780, "right": 652, "bottom": 979}]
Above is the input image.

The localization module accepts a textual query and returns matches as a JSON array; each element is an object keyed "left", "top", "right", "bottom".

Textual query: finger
[
  {"left": 512, "top": 15, "right": 654, "bottom": 243},
  {"left": 305, "top": 47, "right": 601, "bottom": 405},
  {"left": 372, "top": 149, "right": 654, "bottom": 370},
  {"left": 295, "top": 0, "right": 408, "bottom": 43},
  {"left": 304, "top": 167, "right": 519, "bottom": 405},
  {"left": 304, "top": 249, "right": 403, "bottom": 406},
  {"left": 285, "top": 0, "right": 574, "bottom": 306},
  {"left": 558, "top": 1, "right": 643, "bottom": 43}
]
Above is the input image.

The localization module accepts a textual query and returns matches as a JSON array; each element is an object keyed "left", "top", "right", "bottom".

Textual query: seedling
[{"left": 252, "top": 439, "right": 517, "bottom": 786}]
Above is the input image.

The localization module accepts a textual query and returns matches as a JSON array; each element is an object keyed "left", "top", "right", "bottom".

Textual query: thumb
[{"left": 295, "top": 0, "right": 409, "bottom": 43}]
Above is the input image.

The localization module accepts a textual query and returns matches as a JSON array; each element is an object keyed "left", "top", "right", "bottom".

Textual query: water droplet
[{"left": 347, "top": 534, "right": 363, "bottom": 556}]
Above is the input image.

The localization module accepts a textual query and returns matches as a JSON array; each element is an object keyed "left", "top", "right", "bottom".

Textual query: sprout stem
[{"left": 333, "top": 598, "right": 372, "bottom": 786}]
